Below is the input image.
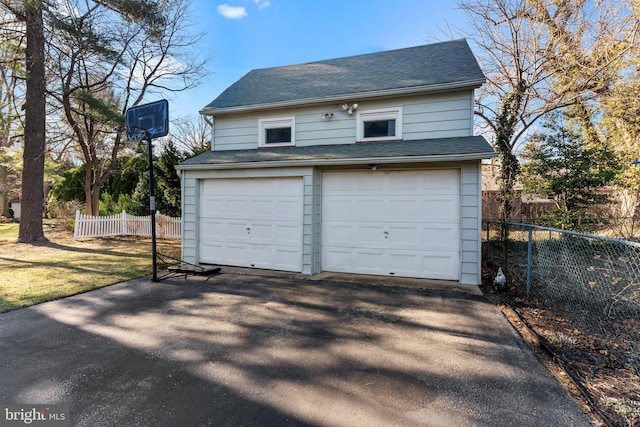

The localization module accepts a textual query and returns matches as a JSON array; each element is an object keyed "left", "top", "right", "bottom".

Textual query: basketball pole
[
  {"left": 145, "top": 131, "right": 158, "bottom": 282},
  {"left": 125, "top": 100, "right": 168, "bottom": 283}
]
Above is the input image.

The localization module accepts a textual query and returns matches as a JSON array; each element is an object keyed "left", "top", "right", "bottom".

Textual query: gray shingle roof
[
  {"left": 202, "top": 39, "right": 485, "bottom": 113},
  {"left": 177, "top": 136, "right": 495, "bottom": 170}
]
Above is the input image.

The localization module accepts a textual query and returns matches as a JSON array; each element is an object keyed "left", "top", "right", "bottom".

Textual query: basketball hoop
[
  {"left": 125, "top": 99, "right": 169, "bottom": 141},
  {"left": 125, "top": 100, "right": 169, "bottom": 282}
]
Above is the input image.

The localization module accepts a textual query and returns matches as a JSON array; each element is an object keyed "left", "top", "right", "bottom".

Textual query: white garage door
[
  {"left": 322, "top": 170, "right": 460, "bottom": 280},
  {"left": 199, "top": 177, "right": 303, "bottom": 272}
]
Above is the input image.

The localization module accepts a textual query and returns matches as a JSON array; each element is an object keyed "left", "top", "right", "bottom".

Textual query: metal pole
[{"left": 146, "top": 133, "right": 158, "bottom": 282}]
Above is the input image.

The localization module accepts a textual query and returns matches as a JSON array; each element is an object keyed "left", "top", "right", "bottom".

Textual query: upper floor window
[
  {"left": 356, "top": 107, "right": 403, "bottom": 142},
  {"left": 258, "top": 117, "right": 295, "bottom": 147}
]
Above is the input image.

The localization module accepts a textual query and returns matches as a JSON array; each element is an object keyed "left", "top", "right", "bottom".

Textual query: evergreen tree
[{"left": 521, "top": 112, "right": 620, "bottom": 222}]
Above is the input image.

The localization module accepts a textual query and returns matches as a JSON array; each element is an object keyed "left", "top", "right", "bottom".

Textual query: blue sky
[{"left": 170, "top": 0, "right": 469, "bottom": 119}]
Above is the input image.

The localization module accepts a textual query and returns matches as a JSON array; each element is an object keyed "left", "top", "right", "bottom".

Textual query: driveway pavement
[{"left": 0, "top": 270, "right": 591, "bottom": 426}]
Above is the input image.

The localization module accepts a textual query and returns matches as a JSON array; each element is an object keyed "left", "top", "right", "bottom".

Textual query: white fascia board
[
  {"left": 199, "top": 78, "right": 486, "bottom": 116},
  {"left": 176, "top": 151, "right": 497, "bottom": 171}
]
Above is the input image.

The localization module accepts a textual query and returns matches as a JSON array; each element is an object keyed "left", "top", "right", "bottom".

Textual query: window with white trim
[
  {"left": 258, "top": 117, "right": 295, "bottom": 147},
  {"left": 356, "top": 107, "right": 403, "bottom": 142}
]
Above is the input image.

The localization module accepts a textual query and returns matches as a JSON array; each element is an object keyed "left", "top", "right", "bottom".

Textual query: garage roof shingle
[{"left": 202, "top": 39, "right": 485, "bottom": 113}]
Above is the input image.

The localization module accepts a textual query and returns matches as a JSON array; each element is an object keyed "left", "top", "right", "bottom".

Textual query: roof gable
[{"left": 202, "top": 39, "right": 485, "bottom": 114}]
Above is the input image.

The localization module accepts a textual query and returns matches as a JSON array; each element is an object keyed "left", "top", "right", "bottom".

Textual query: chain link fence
[{"left": 483, "top": 220, "right": 640, "bottom": 373}]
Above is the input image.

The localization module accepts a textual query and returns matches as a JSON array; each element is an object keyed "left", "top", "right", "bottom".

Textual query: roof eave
[
  {"left": 199, "top": 78, "right": 486, "bottom": 116},
  {"left": 176, "top": 151, "right": 497, "bottom": 171}
]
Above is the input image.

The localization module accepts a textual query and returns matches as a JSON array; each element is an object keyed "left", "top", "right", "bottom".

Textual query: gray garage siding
[
  {"left": 460, "top": 163, "right": 482, "bottom": 285},
  {"left": 211, "top": 91, "right": 474, "bottom": 151}
]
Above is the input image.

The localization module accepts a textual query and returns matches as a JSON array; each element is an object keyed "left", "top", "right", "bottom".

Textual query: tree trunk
[
  {"left": 18, "top": 3, "right": 46, "bottom": 242},
  {"left": 494, "top": 83, "right": 526, "bottom": 264},
  {"left": 84, "top": 166, "right": 96, "bottom": 216},
  {"left": 89, "top": 183, "right": 100, "bottom": 217},
  {"left": 0, "top": 165, "right": 7, "bottom": 217}
]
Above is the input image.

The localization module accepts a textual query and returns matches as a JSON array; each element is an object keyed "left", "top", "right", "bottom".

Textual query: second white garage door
[
  {"left": 322, "top": 170, "right": 460, "bottom": 280},
  {"left": 199, "top": 177, "right": 303, "bottom": 272}
]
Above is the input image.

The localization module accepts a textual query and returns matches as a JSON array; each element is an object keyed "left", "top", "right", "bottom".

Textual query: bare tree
[
  {"left": 523, "top": 0, "right": 640, "bottom": 215},
  {"left": 458, "top": 0, "right": 639, "bottom": 230},
  {"left": 47, "top": 0, "right": 208, "bottom": 215},
  {"left": 168, "top": 114, "right": 211, "bottom": 155},
  {"left": 458, "top": 0, "right": 561, "bottom": 246}
]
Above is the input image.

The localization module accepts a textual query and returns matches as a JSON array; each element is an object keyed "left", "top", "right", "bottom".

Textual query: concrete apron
[{"left": 0, "top": 270, "right": 591, "bottom": 427}]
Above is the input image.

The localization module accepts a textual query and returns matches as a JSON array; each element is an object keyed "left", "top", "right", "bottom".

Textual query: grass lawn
[{"left": 0, "top": 223, "right": 180, "bottom": 313}]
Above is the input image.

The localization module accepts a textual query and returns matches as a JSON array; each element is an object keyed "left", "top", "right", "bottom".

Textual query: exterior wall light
[{"left": 341, "top": 103, "right": 359, "bottom": 115}]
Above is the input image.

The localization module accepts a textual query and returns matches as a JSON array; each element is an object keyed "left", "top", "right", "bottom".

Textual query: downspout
[{"left": 202, "top": 114, "right": 214, "bottom": 151}]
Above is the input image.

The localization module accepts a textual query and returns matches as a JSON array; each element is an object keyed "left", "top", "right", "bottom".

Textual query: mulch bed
[{"left": 481, "top": 269, "right": 640, "bottom": 427}]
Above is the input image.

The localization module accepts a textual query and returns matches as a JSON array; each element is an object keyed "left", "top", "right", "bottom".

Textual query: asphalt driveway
[{"left": 0, "top": 270, "right": 591, "bottom": 426}]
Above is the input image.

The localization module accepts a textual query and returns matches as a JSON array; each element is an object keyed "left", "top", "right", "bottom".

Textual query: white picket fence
[{"left": 73, "top": 210, "right": 181, "bottom": 240}]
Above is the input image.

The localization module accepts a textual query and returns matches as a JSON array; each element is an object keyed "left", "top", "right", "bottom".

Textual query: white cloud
[
  {"left": 217, "top": 4, "right": 248, "bottom": 19},
  {"left": 254, "top": 0, "right": 271, "bottom": 9}
]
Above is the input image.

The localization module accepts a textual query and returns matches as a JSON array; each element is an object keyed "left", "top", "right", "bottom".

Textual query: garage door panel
[
  {"left": 247, "top": 199, "right": 274, "bottom": 217},
  {"left": 386, "top": 196, "right": 458, "bottom": 223},
  {"left": 388, "top": 173, "right": 423, "bottom": 193},
  {"left": 323, "top": 248, "right": 387, "bottom": 275},
  {"left": 323, "top": 222, "right": 387, "bottom": 249},
  {"left": 387, "top": 224, "right": 459, "bottom": 252},
  {"left": 356, "top": 175, "right": 386, "bottom": 193},
  {"left": 417, "top": 170, "right": 460, "bottom": 192},
  {"left": 322, "top": 198, "right": 353, "bottom": 220},
  {"left": 322, "top": 224, "right": 360, "bottom": 248},
  {"left": 323, "top": 197, "right": 389, "bottom": 221},
  {"left": 386, "top": 225, "right": 421, "bottom": 249},
  {"left": 275, "top": 199, "right": 304, "bottom": 221},
  {"left": 248, "top": 222, "right": 276, "bottom": 244},
  {"left": 388, "top": 197, "right": 421, "bottom": 219},
  {"left": 322, "top": 170, "right": 460, "bottom": 280},
  {"left": 199, "top": 177, "right": 303, "bottom": 272},
  {"left": 201, "top": 220, "right": 251, "bottom": 243},
  {"left": 248, "top": 245, "right": 296, "bottom": 270},
  {"left": 227, "top": 199, "right": 252, "bottom": 217},
  {"left": 225, "top": 244, "right": 252, "bottom": 266},
  {"left": 386, "top": 252, "right": 458, "bottom": 279},
  {"left": 421, "top": 225, "right": 459, "bottom": 251},
  {"left": 356, "top": 199, "right": 387, "bottom": 218},
  {"left": 351, "top": 250, "right": 387, "bottom": 275},
  {"left": 201, "top": 242, "right": 251, "bottom": 267},
  {"left": 249, "top": 222, "right": 303, "bottom": 246},
  {"left": 352, "top": 224, "right": 386, "bottom": 248},
  {"left": 419, "top": 252, "right": 459, "bottom": 279},
  {"left": 422, "top": 198, "right": 458, "bottom": 221},
  {"left": 323, "top": 172, "right": 386, "bottom": 195},
  {"left": 271, "top": 247, "right": 305, "bottom": 271},
  {"left": 386, "top": 252, "right": 421, "bottom": 277}
]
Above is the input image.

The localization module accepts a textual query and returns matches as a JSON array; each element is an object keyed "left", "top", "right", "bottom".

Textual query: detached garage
[
  {"left": 177, "top": 138, "right": 495, "bottom": 285},
  {"left": 177, "top": 40, "right": 496, "bottom": 285}
]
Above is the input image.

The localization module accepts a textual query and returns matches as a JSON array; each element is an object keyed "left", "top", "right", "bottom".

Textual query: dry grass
[{"left": 0, "top": 223, "right": 180, "bottom": 313}]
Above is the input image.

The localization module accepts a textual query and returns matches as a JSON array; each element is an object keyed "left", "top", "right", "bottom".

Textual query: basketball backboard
[{"left": 126, "top": 99, "right": 169, "bottom": 140}]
